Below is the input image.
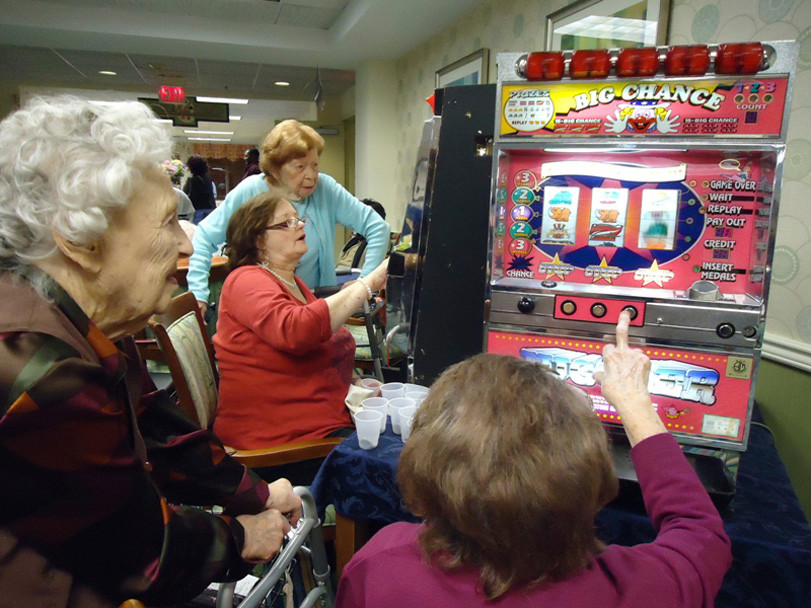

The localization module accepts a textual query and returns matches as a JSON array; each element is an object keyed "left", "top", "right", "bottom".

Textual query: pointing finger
[{"left": 615, "top": 311, "right": 630, "bottom": 350}]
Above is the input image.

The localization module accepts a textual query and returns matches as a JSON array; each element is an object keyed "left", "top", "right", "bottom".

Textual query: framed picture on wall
[
  {"left": 436, "top": 48, "right": 490, "bottom": 89},
  {"left": 545, "top": 0, "right": 671, "bottom": 51}
]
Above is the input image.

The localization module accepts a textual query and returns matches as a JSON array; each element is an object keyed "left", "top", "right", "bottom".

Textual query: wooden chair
[
  {"left": 346, "top": 293, "right": 406, "bottom": 382},
  {"left": 139, "top": 291, "right": 341, "bottom": 605},
  {"left": 147, "top": 291, "right": 343, "bottom": 468},
  {"left": 345, "top": 297, "right": 387, "bottom": 381}
]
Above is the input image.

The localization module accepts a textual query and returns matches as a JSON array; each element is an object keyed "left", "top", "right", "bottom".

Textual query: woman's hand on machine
[
  {"left": 594, "top": 311, "right": 666, "bottom": 446},
  {"left": 341, "top": 258, "right": 387, "bottom": 294},
  {"left": 351, "top": 258, "right": 388, "bottom": 293},
  {"left": 594, "top": 312, "right": 649, "bottom": 405},
  {"left": 327, "top": 258, "right": 389, "bottom": 331}
]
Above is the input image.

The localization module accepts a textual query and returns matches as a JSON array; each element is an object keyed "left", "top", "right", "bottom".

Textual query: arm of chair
[{"left": 226, "top": 438, "right": 344, "bottom": 469}]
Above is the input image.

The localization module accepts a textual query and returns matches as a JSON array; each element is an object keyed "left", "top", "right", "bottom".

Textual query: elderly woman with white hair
[{"left": 0, "top": 97, "right": 301, "bottom": 607}]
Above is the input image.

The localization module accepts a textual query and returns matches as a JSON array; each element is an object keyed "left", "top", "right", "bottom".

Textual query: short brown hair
[
  {"left": 260, "top": 119, "right": 324, "bottom": 187},
  {"left": 223, "top": 192, "right": 286, "bottom": 269},
  {"left": 397, "top": 353, "right": 618, "bottom": 600}
]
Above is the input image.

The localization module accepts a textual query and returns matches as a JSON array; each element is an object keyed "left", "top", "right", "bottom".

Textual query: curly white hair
[{"left": 0, "top": 96, "right": 172, "bottom": 268}]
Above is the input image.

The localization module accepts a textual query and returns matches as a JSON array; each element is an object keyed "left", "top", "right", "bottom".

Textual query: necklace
[{"left": 259, "top": 262, "right": 296, "bottom": 288}]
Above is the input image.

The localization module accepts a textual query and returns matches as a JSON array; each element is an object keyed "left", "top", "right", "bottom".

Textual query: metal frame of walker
[{"left": 215, "top": 487, "right": 335, "bottom": 608}]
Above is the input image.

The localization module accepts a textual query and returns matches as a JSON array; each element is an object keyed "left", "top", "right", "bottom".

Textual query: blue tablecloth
[
  {"left": 311, "top": 420, "right": 419, "bottom": 524},
  {"left": 311, "top": 416, "right": 811, "bottom": 607}
]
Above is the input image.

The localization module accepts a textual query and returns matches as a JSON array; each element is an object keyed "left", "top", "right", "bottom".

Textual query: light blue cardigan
[{"left": 187, "top": 173, "right": 390, "bottom": 303}]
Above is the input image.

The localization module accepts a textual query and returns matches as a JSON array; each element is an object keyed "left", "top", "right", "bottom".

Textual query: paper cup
[
  {"left": 401, "top": 413, "right": 415, "bottom": 442},
  {"left": 404, "top": 383, "right": 428, "bottom": 395},
  {"left": 361, "top": 397, "right": 389, "bottom": 432},
  {"left": 355, "top": 410, "right": 383, "bottom": 450},
  {"left": 405, "top": 390, "right": 428, "bottom": 405},
  {"left": 388, "top": 397, "right": 415, "bottom": 434},
  {"left": 398, "top": 405, "right": 417, "bottom": 441},
  {"left": 380, "top": 382, "right": 405, "bottom": 400},
  {"left": 360, "top": 378, "right": 383, "bottom": 397}
]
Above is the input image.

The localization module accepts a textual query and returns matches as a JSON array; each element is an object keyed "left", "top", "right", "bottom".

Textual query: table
[
  {"left": 174, "top": 255, "right": 229, "bottom": 289},
  {"left": 310, "top": 414, "right": 811, "bottom": 606}
]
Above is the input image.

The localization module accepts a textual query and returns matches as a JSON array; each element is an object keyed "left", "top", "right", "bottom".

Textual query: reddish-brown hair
[
  {"left": 260, "top": 119, "right": 324, "bottom": 187},
  {"left": 397, "top": 353, "right": 618, "bottom": 600},
  {"left": 223, "top": 192, "right": 285, "bottom": 269}
]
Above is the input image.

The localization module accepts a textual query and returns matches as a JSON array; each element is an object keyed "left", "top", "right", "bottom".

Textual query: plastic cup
[
  {"left": 361, "top": 397, "right": 389, "bottom": 432},
  {"left": 380, "top": 382, "right": 405, "bottom": 400},
  {"left": 360, "top": 378, "right": 382, "bottom": 397},
  {"left": 355, "top": 410, "right": 383, "bottom": 450},
  {"left": 401, "top": 412, "right": 415, "bottom": 442},
  {"left": 398, "top": 405, "right": 417, "bottom": 441},
  {"left": 404, "top": 383, "right": 428, "bottom": 395},
  {"left": 405, "top": 390, "right": 428, "bottom": 405},
  {"left": 388, "top": 397, "right": 415, "bottom": 435}
]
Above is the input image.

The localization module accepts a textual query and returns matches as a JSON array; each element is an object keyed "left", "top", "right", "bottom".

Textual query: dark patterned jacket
[{"left": 0, "top": 269, "right": 270, "bottom": 607}]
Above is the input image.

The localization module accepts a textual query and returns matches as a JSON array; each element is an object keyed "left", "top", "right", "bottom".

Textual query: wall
[
  {"left": 313, "top": 96, "right": 352, "bottom": 260},
  {"left": 0, "top": 80, "right": 18, "bottom": 119},
  {"left": 667, "top": 0, "right": 811, "bottom": 360},
  {"left": 392, "top": 0, "right": 567, "bottom": 228},
  {"left": 668, "top": 0, "right": 811, "bottom": 521},
  {"left": 388, "top": 0, "right": 811, "bottom": 521},
  {"left": 755, "top": 358, "right": 811, "bottom": 518},
  {"left": 354, "top": 60, "right": 400, "bottom": 227}
]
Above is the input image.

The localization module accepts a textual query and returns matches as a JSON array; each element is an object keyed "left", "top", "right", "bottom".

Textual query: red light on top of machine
[
  {"left": 525, "top": 52, "right": 566, "bottom": 80},
  {"left": 570, "top": 49, "right": 611, "bottom": 78},
  {"left": 425, "top": 91, "right": 438, "bottom": 115},
  {"left": 715, "top": 42, "right": 764, "bottom": 74},
  {"left": 616, "top": 47, "right": 660, "bottom": 77},
  {"left": 663, "top": 45, "right": 710, "bottom": 76}
]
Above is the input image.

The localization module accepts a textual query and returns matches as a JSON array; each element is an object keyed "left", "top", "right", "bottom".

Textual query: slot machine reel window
[{"left": 494, "top": 148, "right": 777, "bottom": 298}]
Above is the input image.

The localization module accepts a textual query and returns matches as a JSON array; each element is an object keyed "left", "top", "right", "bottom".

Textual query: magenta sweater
[{"left": 336, "top": 433, "right": 731, "bottom": 608}]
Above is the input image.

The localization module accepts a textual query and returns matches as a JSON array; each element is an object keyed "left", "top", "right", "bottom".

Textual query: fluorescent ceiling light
[
  {"left": 98, "top": 70, "right": 117, "bottom": 76},
  {"left": 275, "top": 81, "right": 290, "bottom": 86},
  {"left": 188, "top": 136, "right": 232, "bottom": 142},
  {"left": 196, "top": 96, "right": 250, "bottom": 104},
  {"left": 184, "top": 129, "right": 234, "bottom": 135},
  {"left": 230, "top": 115, "right": 241, "bottom": 120}
]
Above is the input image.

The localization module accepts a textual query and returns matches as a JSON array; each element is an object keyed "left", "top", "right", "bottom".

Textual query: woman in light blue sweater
[{"left": 188, "top": 120, "right": 390, "bottom": 308}]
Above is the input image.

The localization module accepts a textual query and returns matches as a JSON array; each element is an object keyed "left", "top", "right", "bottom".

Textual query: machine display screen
[
  {"left": 486, "top": 330, "right": 753, "bottom": 446},
  {"left": 493, "top": 149, "right": 776, "bottom": 300}
]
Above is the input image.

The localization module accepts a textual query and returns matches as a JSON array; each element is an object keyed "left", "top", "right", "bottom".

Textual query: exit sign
[
  {"left": 138, "top": 96, "right": 229, "bottom": 127},
  {"left": 159, "top": 85, "right": 185, "bottom": 103}
]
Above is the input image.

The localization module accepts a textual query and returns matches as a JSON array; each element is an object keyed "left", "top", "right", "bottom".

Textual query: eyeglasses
[{"left": 265, "top": 216, "right": 308, "bottom": 230}]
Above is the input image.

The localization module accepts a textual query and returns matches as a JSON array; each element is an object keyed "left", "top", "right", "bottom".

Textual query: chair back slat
[
  {"left": 149, "top": 292, "right": 218, "bottom": 428},
  {"left": 165, "top": 311, "right": 218, "bottom": 428}
]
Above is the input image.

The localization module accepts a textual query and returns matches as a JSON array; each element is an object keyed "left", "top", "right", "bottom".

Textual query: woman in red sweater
[
  {"left": 336, "top": 312, "right": 732, "bottom": 608},
  {"left": 213, "top": 192, "right": 387, "bottom": 480}
]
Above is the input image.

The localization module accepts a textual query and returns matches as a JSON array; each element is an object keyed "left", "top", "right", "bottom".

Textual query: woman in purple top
[{"left": 336, "top": 313, "right": 732, "bottom": 608}]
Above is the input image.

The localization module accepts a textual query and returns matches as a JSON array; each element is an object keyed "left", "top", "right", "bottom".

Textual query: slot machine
[
  {"left": 387, "top": 84, "right": 495, "bottom": 385},
  {"left": 484, "top": 41, "right": 798, "bottom": 490}
]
